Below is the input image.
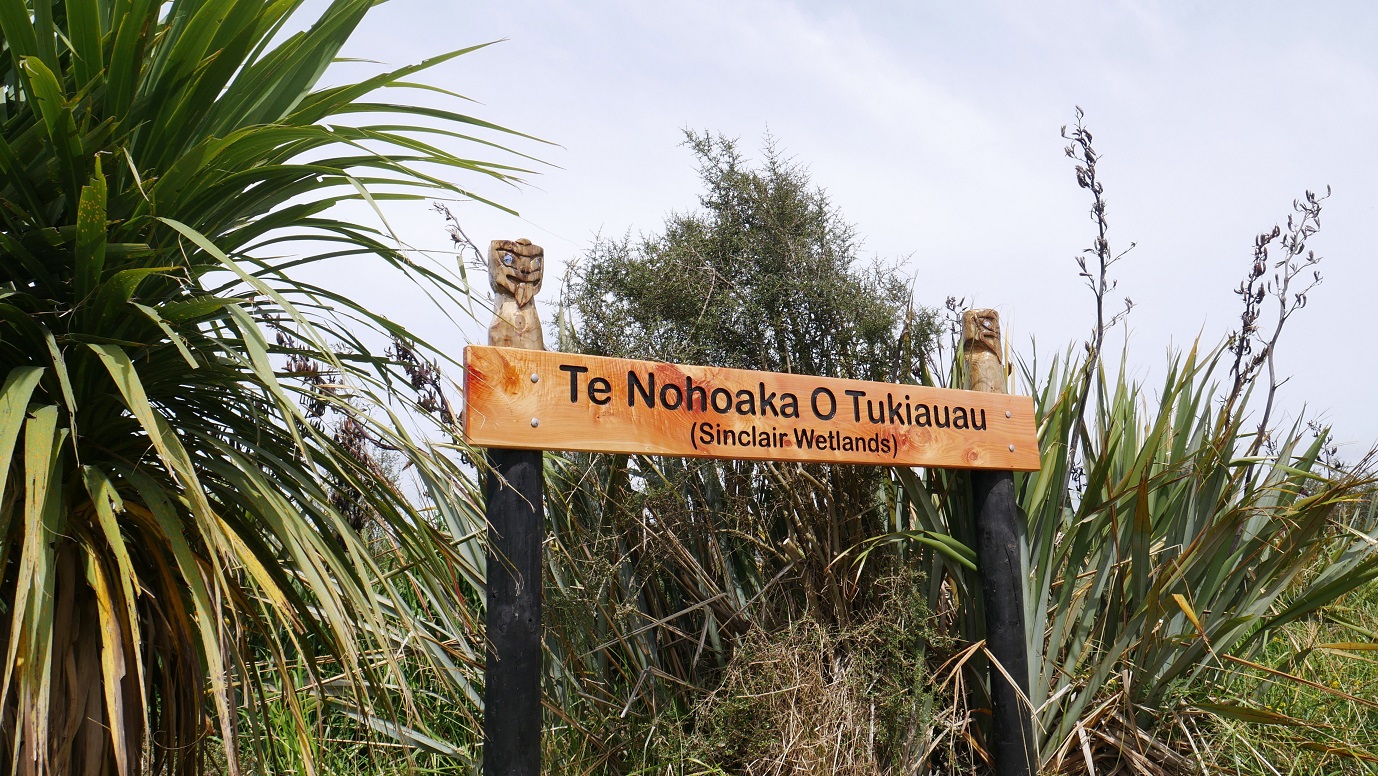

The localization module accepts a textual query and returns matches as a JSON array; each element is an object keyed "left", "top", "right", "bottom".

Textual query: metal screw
[
  {"left": 530, "top": 418, "right": 540, "bottom": 428},
  {"left": 1005, "top": 410, "right": 1011, "bottom": 418},
  {"left": 530, "top": 373, "right": 540, "bottom": 383},
  {"left": 1008, "top": 444, "right": 1015, "bottom": 452}
]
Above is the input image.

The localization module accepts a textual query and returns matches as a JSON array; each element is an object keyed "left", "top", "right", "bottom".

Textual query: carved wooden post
[
  {"left": 963, "top": 309, "right": 1036, "bottom": 776},
  {"left": 484, "top": 238, "right": 546, "bottom": 775}
]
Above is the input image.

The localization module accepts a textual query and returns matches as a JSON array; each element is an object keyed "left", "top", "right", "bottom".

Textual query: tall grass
[{"left": 1209, "top": 579, "right": 1378, "bottom": 773}]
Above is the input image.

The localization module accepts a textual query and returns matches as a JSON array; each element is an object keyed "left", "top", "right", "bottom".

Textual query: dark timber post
[
  {"left": 484, "top": 449, "right": 543, "bottom": 775},
  {"left": 484, "top": 238, "right": 548, "bottom": 775},
  {"left": 963, "top": 309, "right": 1037, "bottom": 776}
]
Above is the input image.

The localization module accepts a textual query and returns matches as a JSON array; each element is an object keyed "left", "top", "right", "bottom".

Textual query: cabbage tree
[{"left": 0, "top": 0, "right": 517, "bottom": 772}]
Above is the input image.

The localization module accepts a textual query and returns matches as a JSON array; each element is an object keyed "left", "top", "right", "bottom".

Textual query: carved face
[
  {"left": 962, "top": 310, "right": 1002, "bottom": 355},
  {"left": 489, "top": 238, "right": 544, "bottom": 306}
]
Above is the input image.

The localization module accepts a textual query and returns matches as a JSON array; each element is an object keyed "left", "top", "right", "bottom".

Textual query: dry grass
[
  {"left": 669, "top": 571, "right": 960, "bottom": 776},
  {"left": 695, "top": 619, "right": 880, "bottom": 775}
]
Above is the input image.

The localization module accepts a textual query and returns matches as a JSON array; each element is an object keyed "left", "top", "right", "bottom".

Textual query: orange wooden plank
[{"left": 463, "top": 346, "right": 1041, "bottom": 471}]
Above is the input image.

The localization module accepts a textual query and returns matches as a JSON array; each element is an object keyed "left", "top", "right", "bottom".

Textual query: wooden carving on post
[
  {"left": 489, "top": 238, "right": 545, "bottom": 350},
  {"left": 964, "top": 308, "right": 1004, "bottom": 395}
]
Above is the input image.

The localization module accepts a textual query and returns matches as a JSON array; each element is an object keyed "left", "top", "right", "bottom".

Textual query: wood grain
[{"left": 464, "top": 346, "right": 1040, "bottom": 471}]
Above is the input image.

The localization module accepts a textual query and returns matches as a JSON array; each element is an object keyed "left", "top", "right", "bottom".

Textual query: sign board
[{"left": 463, "top": 346, "right": 1040, "bottom": 471}]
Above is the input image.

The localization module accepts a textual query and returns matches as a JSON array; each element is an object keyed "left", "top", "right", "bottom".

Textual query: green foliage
[
  {"left": 562, "top": 131, "right": 936, "bottom": 383},
  {"left": 890, "top": 342, "right": 1378, "bottom": 772},
  {"left": 1205, "top": 580, "right": 1378, "bottom": 773},
  {"left": 0, "top": 0, "right": 515, "bottom": 772}
]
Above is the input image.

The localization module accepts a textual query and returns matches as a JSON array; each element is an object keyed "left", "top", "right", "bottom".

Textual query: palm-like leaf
[
  {"left": 0, "top": 1, "right": 518, "bottom": 773},
  {"left": 896, "top": 344, "right": 1378, "bottom": 771}
]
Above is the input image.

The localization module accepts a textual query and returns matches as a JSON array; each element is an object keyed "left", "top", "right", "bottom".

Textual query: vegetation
[
  {"left": 1214, "top": 580, "right": 1378, "bottom": 773},
  {"left": 913, "top": 344, "right": 1378, "bottom": 773},
  {"left": 565, "top": 131, "right": 935, "bottom": 382},
  {"left": 2, "top": 1, "right": 1375, "bottom": 772},
  {"left": 0, "top": 0, "right": 522, "bottom": 772}
]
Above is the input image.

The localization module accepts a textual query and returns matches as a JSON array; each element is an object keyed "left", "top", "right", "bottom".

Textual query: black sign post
[
  {"left": 483, "top": 449, "right": 544, "bottom": 776},
  {"left": 972, "top": 468, "right": 1035, "bottom": 775}
]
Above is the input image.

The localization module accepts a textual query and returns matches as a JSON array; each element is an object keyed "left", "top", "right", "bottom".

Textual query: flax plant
[
  {"left": 891, "top": 343, "right": 1378, "bottom": 772},
  {"left": 0, "top": 1, "right": 519, "bottom": 772}
]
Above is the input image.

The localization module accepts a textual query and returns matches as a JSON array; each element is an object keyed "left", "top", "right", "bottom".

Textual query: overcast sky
[{"left": 312, "top": 1, "right": 1378, "bottom": 455}]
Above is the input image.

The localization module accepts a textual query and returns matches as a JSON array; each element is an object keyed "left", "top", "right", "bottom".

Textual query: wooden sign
[{"left": 463, "top": 346, "right": 1039, "bottom": 471}]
